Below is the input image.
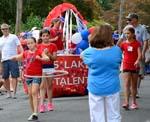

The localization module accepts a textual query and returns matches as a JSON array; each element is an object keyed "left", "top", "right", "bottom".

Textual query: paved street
[{"left": 0, "top": 73, "right": 150, "bottom": 122}]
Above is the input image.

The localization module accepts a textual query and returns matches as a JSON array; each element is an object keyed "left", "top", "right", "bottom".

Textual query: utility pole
[
  {"left": 15, "top": 0, "right": 22, "bottom": 35},
  {"left": 118, "top": 0, "right": 124, "bottom": 34}
]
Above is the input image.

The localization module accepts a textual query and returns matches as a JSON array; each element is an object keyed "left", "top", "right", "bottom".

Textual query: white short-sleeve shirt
[{"left": 0, "top": 34, "right": 21, "bottom": 61}]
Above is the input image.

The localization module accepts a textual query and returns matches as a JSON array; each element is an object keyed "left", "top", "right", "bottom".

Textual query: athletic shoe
[
  {"left": 12, "top": 94, "right": 17, "bottom": 99},
  {"left": 40, "top": 105, "right": 45, "bottom": 113},
  {"left": 122, "top": 102, "right": 129, "bottom": 110},
  {"left": 47, "top": 103, "right": 54, "bottom": 111},
  {"left": 6, "top": 93, "right": 12, "bottom": 99},
  {"left": 131, "top": 103, "right": 138, "bottom": 109},
  {"left": 28, "top": 113, "right": 38, "bottom": 121},
  {"left": 136, "top": 92, "right": 140, "bottom": 98}
]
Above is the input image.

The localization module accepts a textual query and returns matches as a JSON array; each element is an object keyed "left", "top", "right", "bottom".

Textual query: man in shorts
[{"left": 0, "top": 23, "right": 23, "bottom": 98}]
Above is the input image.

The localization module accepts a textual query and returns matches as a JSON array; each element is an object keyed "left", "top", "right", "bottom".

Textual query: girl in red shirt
[
  {"left": 37, "top": 29, "right": 57, "bottom": 113},
  {"left": 120, "top": 27, "right": 141, "bottom": 110},
  {"left": 11, "top": 37, "right": 49, "bottom": 121},
  {"left": 49, "top": 18, "right": 64, "bottom": 54}
]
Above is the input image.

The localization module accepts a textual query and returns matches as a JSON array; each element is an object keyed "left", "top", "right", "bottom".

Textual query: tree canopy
[{"left": 0, "top": 0, "right": 150, "bottom": 32}]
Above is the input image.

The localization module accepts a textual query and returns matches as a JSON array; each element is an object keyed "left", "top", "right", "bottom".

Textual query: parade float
[{"left": 23, "top": 3, "right": 93, "bottom": 97}]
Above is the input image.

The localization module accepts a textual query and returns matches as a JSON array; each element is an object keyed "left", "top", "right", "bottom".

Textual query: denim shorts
[
  {"left": 26, "top": 78, "right": 41, "bottom": 85},
  {"left": 2, "top": 60, "right": 19, "bottom": 79}
]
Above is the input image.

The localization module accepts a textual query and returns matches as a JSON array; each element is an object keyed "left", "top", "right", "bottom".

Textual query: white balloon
[{"left": 71, "top": 32, "right": 82, "bottom": 44}]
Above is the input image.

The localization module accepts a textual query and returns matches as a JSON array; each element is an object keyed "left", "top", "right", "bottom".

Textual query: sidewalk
[{"left": 0, "top": 74, "right": 150, "bottom": 122}]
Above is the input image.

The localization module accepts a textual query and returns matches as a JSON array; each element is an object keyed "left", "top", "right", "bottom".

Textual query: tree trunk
[
  {"left": 118, "top": 0, "right": 124, "bottom": 34},
  {"left": 15, "top": 0, "right": 22, "bottom": 35}
]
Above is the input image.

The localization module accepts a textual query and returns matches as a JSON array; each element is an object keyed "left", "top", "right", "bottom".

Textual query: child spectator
[{"left": 120, "top": 27, "right": 141, "bottom": 110}]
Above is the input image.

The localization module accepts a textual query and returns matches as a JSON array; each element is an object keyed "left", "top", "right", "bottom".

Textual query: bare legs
[
  {"left": 123, "top": 72, "right": 131, "bottom": 104},
  {"left": 40, "top": 75, "right": 53, "bottom": 112},
  {"left": 4, "top": 78, "right": 18, "bottom": 98},
  {"left": 123, "top": 72, "right": 138, "bottom": 108},
  {"left": 3, "top": 78, "right": 11, "bottom": 97},
  {"left": 28, "top": 83, "right": 40, "bottom": 114},
  {"left": 11, "top": 78, "right": 18, "bottom": 95},
  {"left": 131, "top": 74, "right": 138, "bottom": 104}
]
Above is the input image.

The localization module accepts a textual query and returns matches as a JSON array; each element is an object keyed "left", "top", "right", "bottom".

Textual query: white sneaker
[
  {"left": 136, "top": 89, "right": 140, "bottom": 98},
  {"left": 6, "top": 93, "right": 12, "bottom": 99},
  {"left": 136, "top": 93, "right": 140, "bottom": 98},
  {"left": 28, "top": 113, "right": 38, "bottom": 121},
  {"left": 12, "top": 94, "right": 17, "bottom": 99}
]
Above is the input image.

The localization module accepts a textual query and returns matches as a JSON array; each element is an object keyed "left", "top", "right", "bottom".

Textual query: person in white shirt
[{"left": 0, "top": 23, "right": 23, "bottom": 98}]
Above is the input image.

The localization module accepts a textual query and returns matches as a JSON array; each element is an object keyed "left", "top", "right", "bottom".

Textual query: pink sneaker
[
  {"left": 131, "top": 103, "right": 138, "bottom": 109},
  {"left": 40, "top": 105, "right": 45, "bottom": 113},
  {"left": 47, "top": 103, "right": 54, "bottom": 111},
  {"left": 122, "top": 102, "right": 129, "bottom": 110}
]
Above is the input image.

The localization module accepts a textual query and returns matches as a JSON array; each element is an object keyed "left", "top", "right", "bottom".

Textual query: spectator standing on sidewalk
[
  {"left": 120, "top": 27, "right": 141, "bottom": 110},
  {"left": 0, "top": 23, "right": 23, "bottom": 98},
  {"left": 81, "top": 24, "right": 122, "bottom": 122},
  {"left": 117, "top": 13, "right": 148, "bottom": 98}
]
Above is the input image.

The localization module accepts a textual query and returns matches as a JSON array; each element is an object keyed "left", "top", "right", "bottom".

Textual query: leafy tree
[
  {"left": 96, "top": 0, "right": 114, "bottom": 10},
  {"left": 21, "top": 14, "right": 44, "bottom": 32},
  {"left": 22, "top": 0, "right": 63, "bottom": 22},
  {"left": 0, "top": 0, "right": 17, "bottom": 23}
]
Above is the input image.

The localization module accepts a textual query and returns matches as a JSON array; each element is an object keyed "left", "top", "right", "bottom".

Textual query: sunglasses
[
  {"left": 128, "top": 19, "right": 132, "bottom": 21},
  {"left": 1, "top": 28, "right": 8, "bottom": 30}
]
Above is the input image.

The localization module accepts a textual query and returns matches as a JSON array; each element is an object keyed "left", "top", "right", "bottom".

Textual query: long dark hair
[{"left": 37, "top": 29, "right": 50, "bottom": 44}]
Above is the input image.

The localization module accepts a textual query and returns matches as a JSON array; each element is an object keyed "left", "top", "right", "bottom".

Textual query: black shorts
[{"left": 123, "top": 69, "right": 139, "bottom": 74}]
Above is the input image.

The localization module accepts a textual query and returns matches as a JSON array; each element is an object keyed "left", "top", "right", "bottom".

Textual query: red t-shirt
[
  {"left": 50, "top": 28, "right": 64, "bottom": 50},
  {"left": 120, "top": 40, "right": 141, "bottom": 70},
  {"left": 37, "top": 43, "right": 57, "bottom": 65},
  {"left": 23, "top": 50, "right": 42, "bottom": 76}
]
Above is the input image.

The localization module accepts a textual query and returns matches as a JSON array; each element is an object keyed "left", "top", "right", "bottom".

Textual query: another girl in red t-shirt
[
  {"left": 11, "top": 37, "right": 49, "bottom": 121},
  {"left": 49, "top": 18, "right": 64, "bottom": 54},
  {"left": 120, "top": 27, "right": 141, "bottom": 110},
  {"left": 37, "top": 29, "right": 57, "bottom": 113}
]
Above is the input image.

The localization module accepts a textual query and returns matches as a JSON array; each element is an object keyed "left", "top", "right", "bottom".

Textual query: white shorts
[
  {"left": 57, "top": 50, "right": 64, "bottom": 54},
  {"left": 42, "top": 68, "right": 55, "bottom": 75}
]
